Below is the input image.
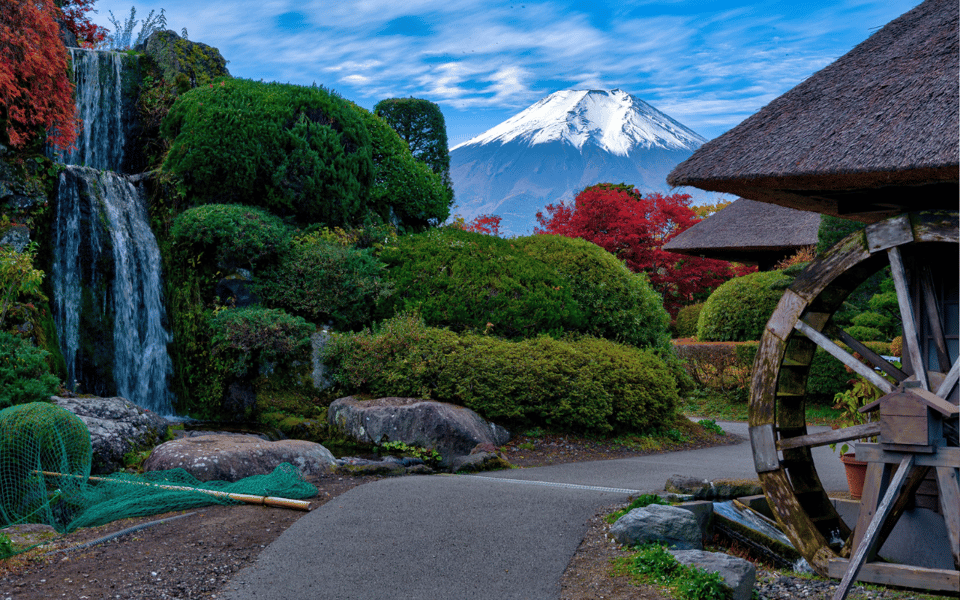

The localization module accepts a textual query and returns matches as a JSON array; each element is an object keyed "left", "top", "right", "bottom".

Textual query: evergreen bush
[
  {"left": 514, "top": 235, "right": 671, "bottom": 351},
  {"left": 0, "top": 332, "right": 60, "bottom": 408},
  {"left": 674, "top": 303, "right": 703, "bottom": 339},
  {"left": 169, "top": 204, "right": 291, "bottom": 272},
  {"left": 348, "top": 104, "right": 451, "bottom": 231},
  {"left": 255, "top": 232, "right": 393, "bottom": 331},
  {"left": 322, "top": 314, "right": 679, "bottom": 435},
  {"left": 377, "top": 228, "right": 585, "bottom": 339},
  {"left": 207, "top": 307, "right": 314, "bottom": 380},
  {"left": 161, "top": 79, "right": 373, "bottom": 227},
  {"left": 697, "top": 270, "right": 793, "bottom": 341}
]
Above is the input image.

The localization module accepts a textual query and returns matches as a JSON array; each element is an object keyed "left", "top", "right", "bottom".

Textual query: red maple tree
[
  {"left": 0, "top": 0, "right": 82, "bottom": 150},
  {"left": 463, "top": 214, "right": 502, "bottom": 236},
  {"left": 61, "top": 0, "right": 109, "bottom": 48},
  {"left": 535, "top": 183, "right": 753, "bottom": 317}
]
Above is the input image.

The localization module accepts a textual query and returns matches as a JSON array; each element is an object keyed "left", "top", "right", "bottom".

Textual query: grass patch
[
  {"left": 683, "top": 388, "right": 842, "bottom": 425},
  {"left": 611, "top": 544, "right": 730, "bottom": 600}
]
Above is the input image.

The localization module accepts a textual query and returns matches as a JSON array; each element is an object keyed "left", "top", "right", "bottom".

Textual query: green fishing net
[{"left": 0, "top": 402, "right": 316, "bottom": 550}]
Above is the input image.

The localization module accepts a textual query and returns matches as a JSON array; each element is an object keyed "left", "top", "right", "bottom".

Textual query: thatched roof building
[
  {"left": 663, "top": 199, "right": 821, "bottom": 270},
  {"left": 667, "top": 0, "right": 958, "bottom": 222}
]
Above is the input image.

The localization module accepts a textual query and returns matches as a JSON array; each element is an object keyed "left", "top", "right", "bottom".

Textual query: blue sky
[{"left": 88, "top": 0, "right": 921, "bottom": 147}]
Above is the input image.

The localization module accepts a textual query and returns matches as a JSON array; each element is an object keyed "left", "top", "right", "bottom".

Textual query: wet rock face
[
  {"left": 609, "top": 504, "right": 703, "bottom": 550},
  {"left": 665, "top": 474, "right": 763, "bottom": 500},
  {"left": 53, "top": 396, "right": 168, "bottom": 475},
  {"left": 327, "top": 396, "right": 511, "bottom": 467},
  {"left": 143, "top": 434, "right": 335, "bottom": 482}
]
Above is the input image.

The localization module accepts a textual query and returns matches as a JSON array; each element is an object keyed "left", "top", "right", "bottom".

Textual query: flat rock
[
  {"left": 53, "top": 396, "right": 168, "bottom": 474},
  {"left": 665, "top": 474, "right": 763, "bottom": 500},
  {"left": 143, "top": 434, "right": 335, "bottom": 482},
  {"left": 670, "top": 549, "right": 757, "bottom": 600},
  {"left": 609, "top": 504, "right": 703, "bottom": 550},
  {"left": 328, "top": 396, "right": 510, "bottom": 467}
]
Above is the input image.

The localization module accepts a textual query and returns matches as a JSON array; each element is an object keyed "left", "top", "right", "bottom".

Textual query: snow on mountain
[
  {"left": 450, "top": 89, "right": 727, "bottom": 236},
  {"left": 453, "top": 89, "right": 706, "bottom": 156}
]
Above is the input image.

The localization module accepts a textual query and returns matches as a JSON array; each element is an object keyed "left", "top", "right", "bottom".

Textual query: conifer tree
[{"left": 374, "top": 98, "right": 453, "bottom": 202}]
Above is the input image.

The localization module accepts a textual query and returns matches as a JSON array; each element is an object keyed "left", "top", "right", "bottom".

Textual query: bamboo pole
[{"left": 37, "top": 471, "right": 313, "bottom": 511}]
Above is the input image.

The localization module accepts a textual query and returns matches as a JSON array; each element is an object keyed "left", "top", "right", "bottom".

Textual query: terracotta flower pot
[{"left": 840, "top": 453, "right": 868, "bottom": 500}]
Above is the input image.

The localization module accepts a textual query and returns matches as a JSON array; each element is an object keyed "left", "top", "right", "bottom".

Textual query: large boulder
[
  {"left": 143, "top": 434, "right": 335, "bottom": 482},
  {"left": 609, "top": 504, "right": 703, "bottom": 550},
  {"left": 53, "top": 396, "right": 168, "bottom": 474},
  {"left": 328, "top": 397, "right": 511, "bottom": 467},
  {"left": 669, "top": 549, "right": 757, "bottom": 600}
]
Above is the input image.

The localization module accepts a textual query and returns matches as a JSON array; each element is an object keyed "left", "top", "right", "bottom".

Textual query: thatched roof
[
  {"left": 664, "top": 199, "right": 821, "bottom": 269},
  {"left": 668, "top": 0, "right": 959, "bottom": 221}
]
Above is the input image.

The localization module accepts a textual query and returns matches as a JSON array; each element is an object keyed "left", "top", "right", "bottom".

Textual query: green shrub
[
  {"left": 674, "top": 303, "right": 703, "bottom": 339},
  {"left": 514, "top": 235, "right": 671, "bottom": 351},
  {"left": 255, "top": 232, "right": 393, "bottom": 331},
  {"left": 208, "top": 307, "right": 314, "bottom": 379},
  {"left": 377, "top": 228, "right": 585, "bottom": 339},
  {"left": 161, "top": 79, "right": 373, "bottom": 227},
  {"left": 169, "top": 204, "right": 291, "bottom": 272},
  {"left": 697, "top": 270, "right": 793, "bottom": 341},
  {"left": 378, "top": 229, "right": 673, "bottom": 350},
  {"left": 348, "top": 103, "right": 451, "bottom": 231},
  {"left": 322, "top": 314, "right": 679, "bottom": 435},
  {"left": 0, "top": 332, "right": 60, "bottom": 408}
]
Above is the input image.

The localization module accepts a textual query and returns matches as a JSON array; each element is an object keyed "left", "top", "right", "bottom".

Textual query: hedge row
[{"left": 322, "top": 314, "right": 679, "bottom": 435}]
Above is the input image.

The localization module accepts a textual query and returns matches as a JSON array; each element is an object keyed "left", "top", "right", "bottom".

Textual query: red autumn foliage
[
  {"left": 62, "top": 0, "right": 109, "bottom": 48},
  {"left": 0, "top": 0, "right": 79, "bottom": 150},
  {"left": 463, "top": 214, "right": 502, "bottom": 236},
  {"left": 535, "top": 183, "right": 754, "bottom": 317}
]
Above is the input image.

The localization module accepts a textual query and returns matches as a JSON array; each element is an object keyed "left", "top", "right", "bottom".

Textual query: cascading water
[
  {"left": 52, "top": 167, "right": 174, "bottom": 415},
  {"left": 50, "top": 48, "right": 176, "bottom": 415},
  {"left": 53, "top": 49, "right": 127, "bottom": 172}
]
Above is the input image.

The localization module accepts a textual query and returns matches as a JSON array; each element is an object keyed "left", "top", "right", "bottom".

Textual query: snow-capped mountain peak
[{"left": 452, "top": 89, "right": 705, "bottom": 156}]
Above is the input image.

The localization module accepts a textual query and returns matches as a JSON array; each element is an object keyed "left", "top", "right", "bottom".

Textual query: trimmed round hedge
[
  {"left": 322, "top": 314, "right": 679, "bottom": 435},
  {"left": 169, "top": 204, "right": 291, "bottom": 272},
  {"left": 697, "top": 270, "right": 793, "bottom": 342},
  {"left": 161, "top": 79, "right": 373, "bottom": 227},
  {"left": 255, "top": 233, "right": 393, "bottom": 331},
  {"left": 377, "top": 228, "right": 670, "bottom": 349}
]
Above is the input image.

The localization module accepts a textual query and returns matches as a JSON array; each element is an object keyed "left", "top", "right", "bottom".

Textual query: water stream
[{"left": 50, "top": 49, "right": 175, "bottom": 415}]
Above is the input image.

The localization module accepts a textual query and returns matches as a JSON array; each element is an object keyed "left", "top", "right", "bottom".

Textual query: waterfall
[
  {"left": 48, "top": 47, "right": 175, "bottom": 415},
  {"left": 52, "top": 167, "right": 175, "bottom": 415},
  {"left": 54, "top": 48, "right": 127, "bottom": 172}
]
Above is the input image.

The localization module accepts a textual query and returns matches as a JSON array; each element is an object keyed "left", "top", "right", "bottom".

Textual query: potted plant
[{"left": 830, "top": 374, "right": 882, "bottom": 499}]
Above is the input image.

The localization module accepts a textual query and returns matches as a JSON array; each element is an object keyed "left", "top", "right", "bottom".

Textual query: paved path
[{"left": 220, "top": 422, "right": 845, "bottom": 600}]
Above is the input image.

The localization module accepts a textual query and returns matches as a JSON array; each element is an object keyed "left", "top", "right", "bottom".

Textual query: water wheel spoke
[
  {"left": 937, "top": 357, "right": 959, "bottom": 400},
  {"left": 887, "top": 246, "right": 928, "bottom": 391},
  {"left": 778, "top": 422, "right": 881, "bottom": 451},
  {"left": 919, "top": 266, "right": 952, "bottom": 374},
  {"left": 795, "top": 320, "right": 894, "bottom": 393},
  {"left": 833, "top": 327, "right": 908, "bottom": 383}
]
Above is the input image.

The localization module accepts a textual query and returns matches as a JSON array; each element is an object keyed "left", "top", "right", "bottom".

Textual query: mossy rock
[{"left": 139, "top": 30, "right": 229, "bottom": 89}]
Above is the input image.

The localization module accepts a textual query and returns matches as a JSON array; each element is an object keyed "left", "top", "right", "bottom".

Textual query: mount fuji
[{"left": 450, "top": 89, "right": 728, "bottom": 235}]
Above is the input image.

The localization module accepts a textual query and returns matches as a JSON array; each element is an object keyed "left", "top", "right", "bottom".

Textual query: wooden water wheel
[{"left": 748, "top": 211, "right": 959, "bottom": 596}]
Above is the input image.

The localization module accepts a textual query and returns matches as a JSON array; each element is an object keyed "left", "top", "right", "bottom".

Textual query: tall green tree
[{"left": 374, "top": 98, "right": 453, "bottom": 201}]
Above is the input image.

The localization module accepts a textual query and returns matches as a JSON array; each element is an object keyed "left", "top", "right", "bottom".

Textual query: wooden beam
[
  {"left": 937, "top": 358, "right": 959, "bottom": 399},
  {"left": 827, "top": 559, "right": 960, "bottom": 593},
  {"left": 833, "top": 454, "right": 915, "bottom": 600},
  {"left": 794, "top": 320, "right": 894, "bottom": 393},
  {"left": 936, "top": 467, "right": 960, "bottom": 570},
  {"left": 833, "top": 327, "right": 908, "bottom": 383},
  {"left": 888, "top": 246, "right": 929, "bottom": 392},
  {"left": 856, "top": 445, "right": 960, "bottom": 468},
  {"left": 777, "top": 423, "right": 881, "bottom": 451},
  {"left": 919, "top": 266, "right": 951, "bottom": 375}
]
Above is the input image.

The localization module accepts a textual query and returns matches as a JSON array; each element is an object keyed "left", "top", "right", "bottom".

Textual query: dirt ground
[{"left": 0, "top": 430, "right": 731, "bottom": 600}]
